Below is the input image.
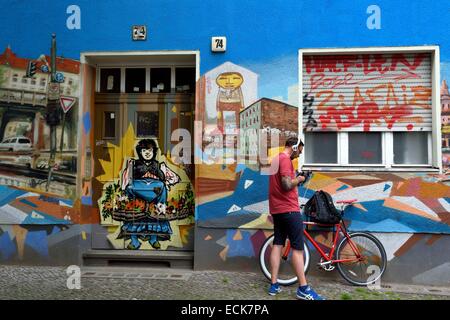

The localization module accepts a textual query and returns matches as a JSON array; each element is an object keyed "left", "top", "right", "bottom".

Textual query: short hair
[
  {"left": 136, "top": 139, "right": 158, "bottom": 160},
  {"left": 285, "top": 136, "right": 304, "bottom": 147}
]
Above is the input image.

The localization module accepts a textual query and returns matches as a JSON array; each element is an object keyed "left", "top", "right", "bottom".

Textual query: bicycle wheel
[
  {"left": 258, "top": 234, "right": 310, "bottom": 286},
  {"left": 336, "top": 232, "right": 387, "bottom": 286}
]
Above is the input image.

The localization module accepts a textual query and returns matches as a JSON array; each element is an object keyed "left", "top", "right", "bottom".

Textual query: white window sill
[{"left": 302, "top": 165, "right": 441, "bottom": 173}]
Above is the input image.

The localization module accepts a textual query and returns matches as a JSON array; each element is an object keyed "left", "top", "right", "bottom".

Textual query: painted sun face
[
  {"left": 141, "top": 148, "right": 154, "bottom": 161},
  {"left": 216, "top": 72, "right": 244, "bottom": 90}
]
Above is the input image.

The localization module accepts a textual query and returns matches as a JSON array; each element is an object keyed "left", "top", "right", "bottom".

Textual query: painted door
[
  {"left": 93, "top": 102, "right": 125, "bottom": 249},
  {"left": 93, "top": 96, "right": 195, "bottom": 251}
]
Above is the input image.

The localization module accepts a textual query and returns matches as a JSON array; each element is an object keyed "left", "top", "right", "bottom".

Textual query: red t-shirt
[{"left": 269, "top": 152, "right": 300, "bottom": 214}]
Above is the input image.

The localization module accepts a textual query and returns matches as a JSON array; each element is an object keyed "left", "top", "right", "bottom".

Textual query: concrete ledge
[{"left": 82, "top": 250, "right": 194, "bottom": 269}]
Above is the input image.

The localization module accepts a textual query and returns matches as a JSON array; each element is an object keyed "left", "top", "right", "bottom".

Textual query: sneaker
[
  {"left": 296, "top": 285, "right": 325, "bottom": 300},
  {"left": 268, "top": 282, "right": 282, "bottom": 296}
]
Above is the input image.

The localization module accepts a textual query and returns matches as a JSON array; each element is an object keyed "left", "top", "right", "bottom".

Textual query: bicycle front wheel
[
  {"left": 258, "top": 234, "right": 310, "bottom": 286},
  {"left": 336, "top": 232, "right": 387, "bottom": 286}
]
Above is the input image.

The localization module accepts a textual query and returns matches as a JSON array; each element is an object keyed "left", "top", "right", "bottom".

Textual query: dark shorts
[{"left": 272, "top": 211, "right": 304, "bottom": 250}]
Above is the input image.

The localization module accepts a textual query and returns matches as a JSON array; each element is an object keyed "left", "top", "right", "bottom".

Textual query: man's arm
[{"left": 281, "top": 175, "right": 305, "bottom": 191}]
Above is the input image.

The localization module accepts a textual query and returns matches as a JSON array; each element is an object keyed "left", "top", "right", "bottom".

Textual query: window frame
[
  {"left": 96, "top": 63, "right": 196, "bottom": 94},
  {"left": 298, "top": 46, "right": 441, "bottom": 173},
  {"left": 304, "top": 131, "right": 432, "bottom": 168}
]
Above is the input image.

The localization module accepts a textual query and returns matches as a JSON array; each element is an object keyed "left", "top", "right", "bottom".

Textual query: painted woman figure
[{"left": 120, "top": 139, "right": 180, "bottom": 249}]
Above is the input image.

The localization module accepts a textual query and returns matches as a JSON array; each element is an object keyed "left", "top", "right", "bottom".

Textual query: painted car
[{"left": 0, "top": 136, "right": 32, "bottom": 151}]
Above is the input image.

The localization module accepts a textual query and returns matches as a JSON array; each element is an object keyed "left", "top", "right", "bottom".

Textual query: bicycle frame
[
  {"left": 281, "top": 221, "right": 364, "bottom": 264},
  {"left": 279, "top": 173, "right": 365, "bottom": 267}
]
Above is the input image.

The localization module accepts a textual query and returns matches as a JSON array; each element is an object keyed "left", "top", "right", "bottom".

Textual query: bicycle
[{"left": 259, "top": 173, "right": 387, "bottom": 286}]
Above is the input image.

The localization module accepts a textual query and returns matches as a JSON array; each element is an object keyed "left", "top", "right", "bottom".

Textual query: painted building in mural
[
  {"left": 442, "top": 80, "right": 450, "bottom": 169},
  {"left": 0, "top": 0, "right": 449, "bottom": 286},
  {"left": 239, "top": 98, "right": 298, "bottom": 166},
  {"left": 0, "top": 46, "right": 79, "bottom": 196}
]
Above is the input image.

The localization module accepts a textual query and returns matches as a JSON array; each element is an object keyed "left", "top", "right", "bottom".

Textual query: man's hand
[
  {"left": 281, "top": 175, "right": 304, "bottom": 191},
  {"left": 297, "top": 170, "right": 312, "bottom": 183},
  {"left": 297, "top": 175, "right": 306, "bottom": 184}
]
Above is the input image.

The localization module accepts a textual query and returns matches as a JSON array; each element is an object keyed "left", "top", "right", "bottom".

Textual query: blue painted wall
[{"left": 1, "top": 0, "right": 449, "bottom": 72}]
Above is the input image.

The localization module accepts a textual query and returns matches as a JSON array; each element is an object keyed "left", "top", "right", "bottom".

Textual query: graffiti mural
[
  {"left": 195, "top": 62, "right": 258, "bottom": 203},
  {"left": 0, "top": 221, "right": 92, "bottom": 265},
  {"left": 0, "top": 46, "right": 79, "bottom": 198},
  {"left": 0, "top": 183, "right": 91, "bottom": 264},
  {"left": 195, "top": 227, "right": 450, "bottom": 285},
  {"left": 99, "top": 130, "right": 195, "bottom": 250},
  {"left": 303, "top": 53, "right": 432, "bottom": 132},
  {"left": 197, "top": 62, "right": 258, "bottom": 163},
  {"left": 197, "top": 165, "right": 450, "bottom": 231}
]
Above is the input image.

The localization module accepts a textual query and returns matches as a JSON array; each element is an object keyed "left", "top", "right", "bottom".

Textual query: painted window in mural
[
  {"left": 125, "top": 68, "right": 146, "bottom": 93},
  {"left": 100, "top": 68, "right": 121, "bottom": 93},
  {"left": 103, "top": 112, "right": 116, "bottom": 138},
  {"left": 302, "top": 51, "right": 435, "bottom": 168},
  {"left": 175, "top": 67, "right": 195, "bottom": 93},
  {"left": 150, "top": 68, "right": 171, "bottom": 93},
  {"left": 441, "top": 81, "right": 450, "bottom": 170},
  {"left": 136, "top": 111, "right": 158, "bottom": 137}
]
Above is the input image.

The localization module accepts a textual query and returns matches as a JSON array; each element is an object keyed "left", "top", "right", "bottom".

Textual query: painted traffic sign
[
  {"left": 55, "top": 72, "right": 65, "bottom": 83},
  {"left": 59, "top": 96, "right": 76, "bottom": 113}
]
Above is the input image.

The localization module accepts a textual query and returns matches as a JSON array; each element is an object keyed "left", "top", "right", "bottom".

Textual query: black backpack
[{"left": 304, "top": 190, "right": 342, "bottom": 224}]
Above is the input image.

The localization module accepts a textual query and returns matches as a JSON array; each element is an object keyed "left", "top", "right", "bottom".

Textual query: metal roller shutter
[{"left": 302, "top": 52, "right": 432, "bottom": 132}]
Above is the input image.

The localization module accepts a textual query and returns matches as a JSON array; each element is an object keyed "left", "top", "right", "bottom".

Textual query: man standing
[{"left": 268, "top": 136, "right": 325, "bottom": 300}]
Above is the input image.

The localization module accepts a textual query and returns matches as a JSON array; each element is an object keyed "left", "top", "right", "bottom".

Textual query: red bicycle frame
[{"left": 281, "top": 221, "right": 364, "bottom": 264}]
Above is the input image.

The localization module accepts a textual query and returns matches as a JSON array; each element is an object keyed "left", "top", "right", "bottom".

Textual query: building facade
[{"left": 0, "top": 0, "right": 449, "bottom": 286}]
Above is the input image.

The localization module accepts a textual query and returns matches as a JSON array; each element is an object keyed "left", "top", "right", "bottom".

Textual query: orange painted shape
[
  {"left": 11, "top": 225, "right": 27, "bottom": 260},
  {"left": 426, "top": 234, "right": 441, "bottom": 246},
  {"left": 179, "top": 224, "right": 193, "bottom": 245},
  {"left": 383, "top": 198, "right": 440, "bottom": 221},
  {"left": 353, "top": 203, "right": 368, "bottom": 212},
  {"left": 396, "top": 177, "right": 450, "bottom": 198},
  {"left": 394, "top": 234, "right": 423, "bottom": 257},
  {"left": 307, "top": 174, "right": 339, "bottom": 191},
  {"left": 322, "top": 181, "right": 349, "bottom": 195},
  {"left": 233, "top": 230, "right": 243, "bottom": 241},
  {"left": 219, "top": 245, "right": 229, "bottom": 261}
]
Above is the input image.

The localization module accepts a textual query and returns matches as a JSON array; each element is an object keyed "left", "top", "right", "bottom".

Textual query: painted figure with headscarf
[{"left": 119, "top": 139, "right": 180, "bottom": 249}]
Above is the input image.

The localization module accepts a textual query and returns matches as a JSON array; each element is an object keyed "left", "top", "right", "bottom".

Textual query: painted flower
[{"left": 155, "top": 203, "right": 166, "bottom": 215}]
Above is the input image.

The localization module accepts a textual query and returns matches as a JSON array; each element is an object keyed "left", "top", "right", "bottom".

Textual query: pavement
[{"left": 0, "top": 265, "right": 449, "bottom": 300}]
